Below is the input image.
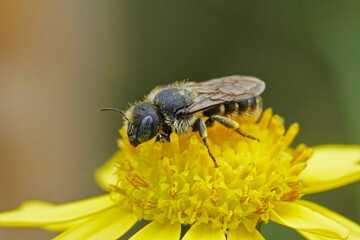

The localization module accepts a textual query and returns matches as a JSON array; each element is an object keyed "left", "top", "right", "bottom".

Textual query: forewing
[{"left": 187, "top": 75, "right": 265, "bottom": 114}]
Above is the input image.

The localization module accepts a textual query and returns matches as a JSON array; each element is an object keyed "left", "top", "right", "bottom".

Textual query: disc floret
[{"left": 110, "top": 109, "right": 312, "bottom": 232}]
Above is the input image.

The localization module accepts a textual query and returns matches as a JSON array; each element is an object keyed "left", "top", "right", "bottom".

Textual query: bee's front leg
[{"left": 155, "top": 133, "right": 170, "bottom": 143}]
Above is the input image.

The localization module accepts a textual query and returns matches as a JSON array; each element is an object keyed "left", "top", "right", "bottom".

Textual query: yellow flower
[{"left": 1, "top": 109, "right": 359, "bottom": 239}]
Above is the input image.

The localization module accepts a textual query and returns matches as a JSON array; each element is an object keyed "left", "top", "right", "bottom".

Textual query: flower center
[{"left": 110, "top": 109, "right": 313, "bottom": 231}]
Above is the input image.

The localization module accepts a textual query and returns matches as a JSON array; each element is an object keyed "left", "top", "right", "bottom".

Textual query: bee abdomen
[{"left": 204, "top": 96, "right": 262, "bottom": 121}]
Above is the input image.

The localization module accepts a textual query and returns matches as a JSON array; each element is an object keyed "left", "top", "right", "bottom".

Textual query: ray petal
[
  {"left": 0, "top": 194, "right": 116, "bottom": 227},
  {"left": 182, "top": 224, "right": 225, "bottom": 240},
  {"left": 43, "top": 217, "right": 90, "bottom": 232},
  {"left": 54, "top": 206, "right": 137, "bottom": 240},
  {"left": 271, "top": 201, "right": 349, "bottom": 239},
  {"left": 227, "top": 224, "right": 264, "bottom": 240},
  {"left": 95, "top": 151, "right": 120, "bottom": 191},
  {"left": 296, "top": 200, "right": 360, "bottom": 240},
  {"left": 129, "top": 221, "right": 181, "bottom": 240},
  {"left": 301, "top": 145, "right": 360, "bottom": 194}
]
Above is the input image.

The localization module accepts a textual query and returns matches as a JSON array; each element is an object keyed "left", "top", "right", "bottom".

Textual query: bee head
[
  {"left": 127, "top": 102, "right": 161, "bottom": 147},
  {"left": 100, "top": 103, "right": 161, "bottom": 147}
]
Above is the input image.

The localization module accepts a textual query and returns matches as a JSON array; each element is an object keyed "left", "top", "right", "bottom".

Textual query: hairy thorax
[{"left": 152, "top": 87, "right": 197, "bottom": 134}]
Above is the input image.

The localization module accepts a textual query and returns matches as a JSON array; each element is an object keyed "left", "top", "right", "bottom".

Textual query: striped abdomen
[{"left": 203, "top": 96, "right": 263, "bottom": 122}]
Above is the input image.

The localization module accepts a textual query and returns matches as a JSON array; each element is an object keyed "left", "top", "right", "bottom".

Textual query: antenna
[{"left": 99, "top": 107, "right": 128, "bottom": 120}]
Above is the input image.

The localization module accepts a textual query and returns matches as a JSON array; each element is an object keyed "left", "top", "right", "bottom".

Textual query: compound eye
[{"left": 136, "top": 116, "right": 153, "bottom": 142}]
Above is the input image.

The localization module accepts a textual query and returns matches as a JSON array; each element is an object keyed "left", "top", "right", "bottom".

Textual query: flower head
[
  {"left": 1, "top": 109, "right": 360, "bottom": 240},
  {"left": 110, "top": 109, "right": 308, "bottom": 231}
]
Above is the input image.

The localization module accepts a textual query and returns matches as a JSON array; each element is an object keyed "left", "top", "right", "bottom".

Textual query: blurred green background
[{"left": 0, "top": 1, "right": 359, "bottom": 239}]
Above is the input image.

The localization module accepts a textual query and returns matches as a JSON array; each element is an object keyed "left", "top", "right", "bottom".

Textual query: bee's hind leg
[
  {"left": 197, "top": 118, "right": 219, "bottom": 168},
  {"left": 206, "top": 115, "right": 260, "bottom": 142},
  {"left": 155, "top": 133, "right": 170, "bottom": 143}
]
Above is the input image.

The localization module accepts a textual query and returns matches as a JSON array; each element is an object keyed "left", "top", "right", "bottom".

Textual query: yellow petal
[
  {"left": 0, "top": 201, "right": 55, "bottom": 227},
  {"left": 297, "top": 200, "right": 360, "bottom": 240},
  {"left": 95, "top": 151, "right": 119, "bottom": 190},
  {"left": 182, "top": 224, "right": 225, "bottom": 240},
  {"left": 301, "top": 145, "right": 360, "bottom": 194},
  {"left": 228, "top": 224, "right": 264, "bottom": 240},
  {"left": 43, "top": 217, "right": 89, "bottom": 232},
  {"left": 0, "top": 194, "right": 116, "bottom": 226},
  {"left": 271, "top": 201, "right": 349, "bottom": 239},
  {"left": 4, "top": 200, "right": 55, "bottom": 213},
  {"left": 0, "top": 200, "right": 90, "bottom": 232},
  {"left": 54, "top": 206, "right": 138, "bottom": 240},
  {"left": 129, "top": 221, "right": 181, "bottom": 240},
  {"left": 297, "top": 231, "right": 333, "bottom": 240}
]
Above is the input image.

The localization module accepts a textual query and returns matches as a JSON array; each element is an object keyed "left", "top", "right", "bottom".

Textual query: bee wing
[{"left": 187, "top": 75, "right": 265, "bottom": 114}]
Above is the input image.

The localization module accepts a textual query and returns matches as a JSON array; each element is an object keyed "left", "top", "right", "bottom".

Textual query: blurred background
[{"left": 0, "top": 1, "right": 359, "bottom": 239}]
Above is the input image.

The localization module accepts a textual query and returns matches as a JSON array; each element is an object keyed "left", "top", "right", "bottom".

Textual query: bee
[{"left": 101, "top": 75, "right": 265, "bottom": 167}]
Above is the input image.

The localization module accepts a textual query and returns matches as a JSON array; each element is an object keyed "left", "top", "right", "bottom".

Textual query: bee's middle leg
[
  {"left": 197, "top": 118, "right": 219, "bottom": 168},
  {"left": 206, "top": 115, "right": 259, "bottom": 141}
]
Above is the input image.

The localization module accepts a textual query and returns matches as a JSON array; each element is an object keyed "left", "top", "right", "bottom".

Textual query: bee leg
[
  {"left": 155, "top": 133, "right": 170, "bottom": 143},
  {"left": 205, "top": 117, "right": 215, "bottom": 127},
  {"left": 209, "top": 115, "right": 260, "bottom": 142},
  {"left": 197, "top": 118, "right": 219, "bottom": 168}
]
